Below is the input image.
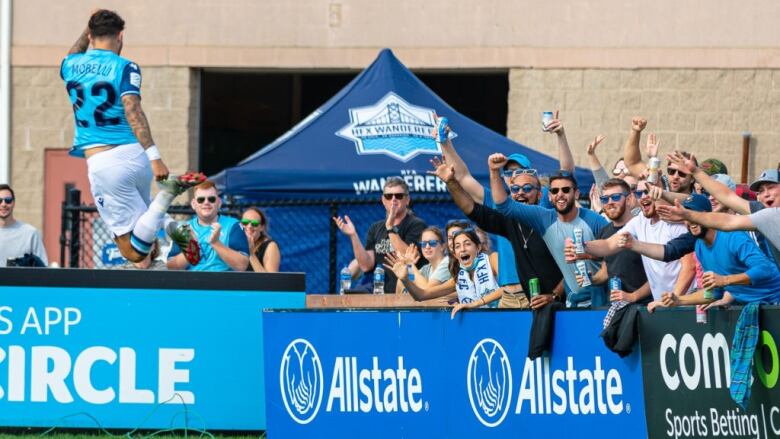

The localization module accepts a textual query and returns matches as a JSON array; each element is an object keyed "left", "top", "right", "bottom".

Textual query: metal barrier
[{"left": 60, "top": 188, "right": 462, "bottom": 293}]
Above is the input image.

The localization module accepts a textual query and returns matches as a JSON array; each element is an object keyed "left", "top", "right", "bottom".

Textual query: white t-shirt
[
  {"left": 750, "top": 208, "right": 780, "bottom": 255},
  {"left": 620, "top": 215, "right": 690, "bottom": 300}
]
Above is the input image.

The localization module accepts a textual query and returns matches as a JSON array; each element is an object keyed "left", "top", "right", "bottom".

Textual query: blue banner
[
  {"left": 0, "top": 286, "right": 305, "bottom": 430},
  {"left": 263, "top": 310, "right": 647, "bottom": 438}
]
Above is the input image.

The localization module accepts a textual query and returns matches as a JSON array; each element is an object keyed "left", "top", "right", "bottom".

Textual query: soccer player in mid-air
[{"left": 61, "top": 9, "right": 203, "bottom": 266}]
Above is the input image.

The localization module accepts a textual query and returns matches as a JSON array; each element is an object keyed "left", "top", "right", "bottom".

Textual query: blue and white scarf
[{"left": 456, "top": 252, "right": 498, "bottom": 307}]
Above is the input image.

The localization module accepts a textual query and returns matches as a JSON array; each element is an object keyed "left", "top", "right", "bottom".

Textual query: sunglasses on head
[
  {"left": 667, "top": 167, "right": 689, "bottom": 178},
  {"left": 195, "top": 196, "right": 218, "bottom": 204},
  {"left": 451, "top": 227, "right": 476, "bottom": 239},
  {"left": 446, "top": 219, "right": 471, "bottom": 229},
  {"left": 241, "top": 218, "right": 262, "bottom": 227},
  {"left": 0, "top": 196, "right": 13, "bottom": 205},
  {"left": 599, "top": 192, "right": 628, "bottom": 204},
  {"left": 383, "top": 192, "right": 406, "bottom": 200},
  {"left": 510, "top": 183, "right": 539, "bottom": 194},
  {"left": 418, "top": 239, "right": 440, "bottom": 248},
  {"left": 502, "top": 168, "right": 537, "bottom": 178},
  {"left": 549, "top": 186, "right": 573, "bottom": 195}
]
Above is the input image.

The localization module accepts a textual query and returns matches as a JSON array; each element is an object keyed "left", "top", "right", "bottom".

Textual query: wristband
[{"left": 145, "top": 145, "right": 161, "bottom": 161}]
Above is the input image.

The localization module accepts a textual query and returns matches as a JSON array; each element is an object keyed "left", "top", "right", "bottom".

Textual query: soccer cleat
[
  {"left": 166, "top": 221, "right": 201, "bottom": 265},
  {"left": 158, "top": 171, "right": 207, "bottom": 197}
]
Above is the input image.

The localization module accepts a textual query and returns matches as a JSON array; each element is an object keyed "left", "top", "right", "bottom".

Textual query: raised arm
[
  {"left": 333, "top": 215, "right": 375, "bottom": 273},
  {"left": 667, "top": 151, "right": 750, "bottom": 214},
  {"left": 122, "top": 95, "right": 169, "bottom": 181},
  {"left": 488, "top": 153, "right": 509, "bottom": 206},
  {"left": 386, "top": 257, "right": 455, "bottom": 301},
  {"left": 657, "top": 199, "right": 757, "bottom": 232},
  {"left": 430, "top": 157, "right": 476, "bottom": 216},
  {"left": 622, "top": 117, "right": 648, "bottom": 178},
  {"left": 545, "top": 111, "right": 574, "bottom": 172},
  {"left": 434, "top": 117, "right": 485, "bottom": 203},
  {"left": 67, "top": 26, "right": 90, "bottom": 55}
]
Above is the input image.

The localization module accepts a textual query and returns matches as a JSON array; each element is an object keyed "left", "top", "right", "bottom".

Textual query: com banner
[
  {"left": 0, "top": 269, "right": 306, "bottom": 430},
  {"left": 638, "top": 307, "right": 780, "bottom": 439},
  {"left": 263, "top": 309, "right": 647, "bottom": 438}
]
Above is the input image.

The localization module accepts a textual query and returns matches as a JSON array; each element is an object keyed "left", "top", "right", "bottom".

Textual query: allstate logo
[
  {"left": 336, "top": 92, "right": 456, "bottom": 162},
  {"left": 467, "top": 338, "right": 513, "bottom": 427},
  {"left": 279, "top": 338, "right": 324, "bottom": 424}
]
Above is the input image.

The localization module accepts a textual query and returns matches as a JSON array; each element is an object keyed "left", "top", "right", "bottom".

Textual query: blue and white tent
[{"left": 213, "top": 48, "right": 594, "bottom": 199}]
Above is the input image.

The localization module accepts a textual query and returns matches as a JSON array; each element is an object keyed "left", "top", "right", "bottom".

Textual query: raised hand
[
  {"left": 666, "top": 150, "right": 699, "bottom": 175},
  {"left": 657, "top": 199, "right": 689, "bottom": 222},
  {"left": 589, "top": 184, "right": 603, "bottom": 213},
  {"left": 402, "top": 244, "right": 420, "bottom": 265},
  {"left": 332, "top": 215, "right": 357, "bottom": 237},
  {"left": 488, "top": 153, "right": 508, "bottom": 171},
  {"left": 209, "top": 222, "right": 222, "bottom": 245},
  {"left": 429, "top": 156, "right": 456, "bottom": 183},
  {"left": 631, "top": 117, "right": 647, "bottom": 132},
  {"left": 545, "top": 110, "right": 564, "bottom": 134},
  {"left": 645, "top": 133, "right": 660, "bottom": 158},
  {"left": 586, "top": 134, "right": 606, "bottom": 156},
  {"left": 647, "top": 184, "right": 664, "bottom": 201},
  {"left": 382, "top": 253, "right": 408, "bottom": 280}
]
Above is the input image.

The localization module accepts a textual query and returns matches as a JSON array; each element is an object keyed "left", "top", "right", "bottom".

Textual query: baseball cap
[
  {"left": 749, "top": 169, "right": 780, "bottom": 192},
  {"left": 505, "top": 153, "right": 531, "bottom": 169},
  {"left": 682, "top": 193, "right": 712, "bottom": 213},
  {"left": 711, "top": 174, "right": 736, "bottom": 192},
  {"left": 701, "top": 158, "right": 728, "bottom": 176}
]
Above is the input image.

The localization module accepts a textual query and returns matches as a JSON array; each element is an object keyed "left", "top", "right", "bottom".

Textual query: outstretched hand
[
  {"left": 428, "top": 156, "right": 456, "bottom": 183},
  {"left": 382, "top": 252, "right": 408, "bottom": 281},
  {"left": 332, "top": 215, "right": 357, "bottom": 236},
  {"left": 645, "top": 133, "right": 660, "bottom": 158},
  {"left": 666, "top": 150, "right": 699, "bottom": 175},
  {"left": 657, "top": 199, "right": 689, "bottom": 222},
  {"left": 586, "top": 134, "right": 606, "bottom": 156}
]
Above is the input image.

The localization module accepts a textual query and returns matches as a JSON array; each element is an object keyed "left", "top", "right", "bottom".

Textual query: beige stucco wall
[
  {"left": 507, "top": 69, "right": 780, "bottom": 187},
  {"left": 11, "top": 66, "right": 198, "bottom": 229}
]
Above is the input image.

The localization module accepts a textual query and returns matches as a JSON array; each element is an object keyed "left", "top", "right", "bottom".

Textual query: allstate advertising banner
[
  {"left": 638, "top": 307, "right": 780, "bottom": 439},
  {"left": 0, "top": 285, "right": 304, "bottom": 430},
  {"left": 263, "top": 310, "right": 647, "bottom": 438}
]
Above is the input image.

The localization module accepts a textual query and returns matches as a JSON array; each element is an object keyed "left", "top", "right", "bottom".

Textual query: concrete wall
[{"left": 507, "top": 69, "right": 780, "bottom": 186}]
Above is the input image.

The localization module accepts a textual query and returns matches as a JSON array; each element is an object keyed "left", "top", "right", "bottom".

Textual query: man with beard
[
  {"left": 566, "top": 179, "right": 695, "bottom": 310},
  {"left": 565, "top": 179, "right": 651, "bottom": 304},
  {"left": 661, "top": 153, "right": 780, "bottom": 268},
  {"left": 490, "top": 155, "right": 608, "bottom": 307},
  {"left": 430, "top": 157, "right": 565, "bottom": 310},
  {"left": 618, "top": 195, "right": 780, "bottom": 307},
  {"left": 621, "top": 117, "right": 694, "bottom": 193},
  {"left": 432, "top": 114, "right": 572, "bottom": 307}
]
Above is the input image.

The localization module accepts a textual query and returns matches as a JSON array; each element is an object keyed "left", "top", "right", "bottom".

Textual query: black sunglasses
[
  {"left": 549, "top": 186, "right": 573, "bottom": 195},
  {"left": 510, "top": 184, "right": 539, "bottom": 194},
  {"left": 667, "top": 168, "right": 689, "bottom": 178},
  {"left": 195, "top": 196, "right": 218, "bottom": 204},
  {"left": 0, "top": 196, "right": 13, "bottom": 205},
  {"left": 599, "top": 192, "right": 628, "bottom": 204},
  {"left": 383, "top": 193, "right": 406, "bottom": 200}
]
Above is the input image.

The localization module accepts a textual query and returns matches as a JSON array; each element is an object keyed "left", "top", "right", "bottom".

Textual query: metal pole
[
  {"left": 67, "top": 188, "right": 81, "bottom": 268},
  {"left": 329, "top": 202, "right": 338, "bottom": 294},
  {"left": 741, "top": 131, "right": 751, "bottom": 184}
]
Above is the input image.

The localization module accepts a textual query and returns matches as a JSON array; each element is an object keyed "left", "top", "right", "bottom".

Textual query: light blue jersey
[
  {"left": 60, "top": 49, "right": 141, "bottom": 157},
  {"left": 168, "top": 215, "right": 250, "bottom": 272}
]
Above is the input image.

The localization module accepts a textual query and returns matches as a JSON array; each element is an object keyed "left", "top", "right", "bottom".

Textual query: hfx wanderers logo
[
  {"left": 336, "top": 92, "right": 456, "bottom": 162},
  {"left": 467, "top": 338, "right": 513, "bottom": 427},
  {"left": 280, "top": 339, "right": 324, "bottom": 424}
]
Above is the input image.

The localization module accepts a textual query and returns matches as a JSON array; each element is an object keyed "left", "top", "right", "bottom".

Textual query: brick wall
[
  {"left": 507, "top": 69, "right": 780, "bottom": 185},
  {"left": 10, "top": 66, "right": 198, "bottom": 229}
]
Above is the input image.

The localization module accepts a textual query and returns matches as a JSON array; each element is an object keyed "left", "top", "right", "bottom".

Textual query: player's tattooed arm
[
  {"left": 67, "top": 27, "right": 90, "bottom": 55},
  {"left": 122, "top": 94, "right": 155, "bottom": 148}
]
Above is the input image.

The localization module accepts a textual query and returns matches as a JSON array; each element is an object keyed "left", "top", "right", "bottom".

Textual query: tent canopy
[{"left": 213, "top": 49, "right": 593, "bottom": 200}]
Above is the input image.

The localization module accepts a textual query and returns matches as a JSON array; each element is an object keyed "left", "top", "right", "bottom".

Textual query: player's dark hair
[{"left": 89, "top": 10, "right": 125, "bottom": 39}]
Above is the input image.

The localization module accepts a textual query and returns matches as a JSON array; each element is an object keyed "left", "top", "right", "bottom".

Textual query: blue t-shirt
[
  {"left": 496, "top": 199, "right": 608, "bottom": 294},
  {"left": 695, "top": 230, "right": 780, "bottom": 304},
  {"left": 168, "top": 215, "right": 249, "bottom": 271},
  {"left": 61, "top": 49, "right": 141, "bottom": 156}
]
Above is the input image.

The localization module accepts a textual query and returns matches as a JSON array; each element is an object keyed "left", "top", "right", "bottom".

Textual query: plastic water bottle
[
  {"left": 373, "top": 266, "right": 385, "bottom": 295},
  {"left": 339, "top": 266, "right": 351, "bottom": 295}
]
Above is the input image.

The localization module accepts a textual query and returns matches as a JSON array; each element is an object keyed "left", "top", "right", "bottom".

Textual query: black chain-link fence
[{"left": 60, "top": 188, "right": 463, "bottom": 293}]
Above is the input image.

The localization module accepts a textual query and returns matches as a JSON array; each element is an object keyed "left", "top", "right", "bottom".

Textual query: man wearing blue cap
[{"left": 619, "top": 194, "right": 780, "bottom": 306}]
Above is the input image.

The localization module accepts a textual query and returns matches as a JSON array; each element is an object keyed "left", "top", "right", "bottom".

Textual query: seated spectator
[
  {"left": 0, "top": 184, "right": 48, "bottom": 267},
  {"left": 386, "top": 228, "right": 501, "bottom": 318},
  {"left": 393, "top": 226, "right": 451, "bottom": 294},
  {"left": 242, "top": 207, "right": 280, "bottom": 272},
  {"left": 167, "top": 181, "right": 249, "bottom": 271}
]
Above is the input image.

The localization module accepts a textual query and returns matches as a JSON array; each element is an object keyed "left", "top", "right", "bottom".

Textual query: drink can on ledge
[
  {"left": 573, "top": 228, "right": 585, "bottom": 254},
  {"left": 696, "top": 305, "right": 707, "bottom": 324},
  {"left": 529, "top": 278, "right": 540, "bottom": 298},
  {"left": 610, "top": 277, "right": 622, "bottom": 292}
]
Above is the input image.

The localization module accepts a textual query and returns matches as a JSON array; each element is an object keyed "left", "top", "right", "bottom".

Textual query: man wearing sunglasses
[
  {"left": 490, "top": 156, "right": 609, "bottom": 308},
  {"left": 167, "top": 181, "right": 249, "bottom": 272},
  {"left": 333, "top": 177, "right": 426, "bottom": 294},
  {"left": 430, "top": 115, "right": 572, "bottom": 307},
  {"left": 0, "top": 184, "right": 48, "bottom": 267}
]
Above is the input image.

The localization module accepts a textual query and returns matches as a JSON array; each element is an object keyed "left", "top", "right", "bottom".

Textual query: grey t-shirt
[
  {"left": 420, "top": 256, "right": 451, "bottom": 283},
  {"left": 0, "top": 221, "right": 48, "bottom": 267},
  {"left": 749, "top": 207, "right": 780, "bottom": 262}
]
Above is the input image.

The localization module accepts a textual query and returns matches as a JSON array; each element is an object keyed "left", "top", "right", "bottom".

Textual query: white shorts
[{"left": 86, "top": 143, "right": 152, "bottom": 237}]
